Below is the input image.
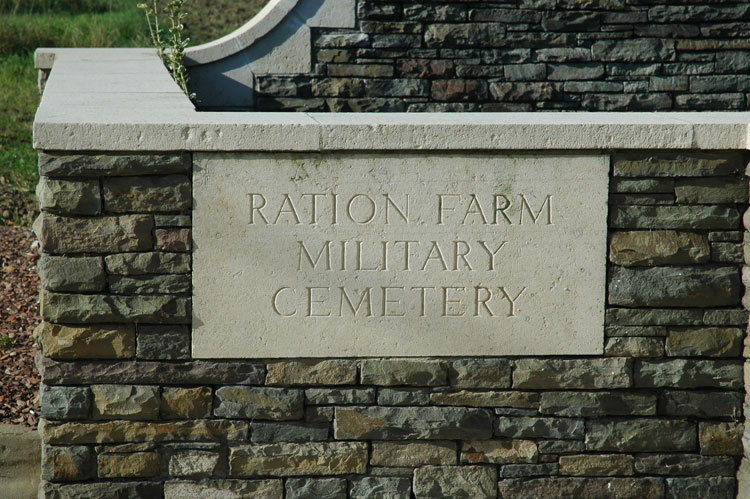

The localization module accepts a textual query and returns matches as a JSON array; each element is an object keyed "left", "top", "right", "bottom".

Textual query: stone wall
[
  {"left": 247, "top": 0, "right": 750, "bottom": 112},
  {"left": 34, "top": 150, "right": 748, "bottom": 498}
]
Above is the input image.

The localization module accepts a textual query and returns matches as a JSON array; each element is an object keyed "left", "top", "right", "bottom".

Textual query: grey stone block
[
  {"left": 38, "top": 153, "right": 190, "bottom": 177},
  {"left": 38, "top": 255, "right": 105, "bottom": 292},
  {"left": 286, "top": 478, "right": 347, "bottom": 499},
  {"left": 37, "top": 177, "right": 100, "bottom": 215},
  {"left": 41, "top": 385, "right": 91, "bottom": 420},
  {"left": 608, "top": 266, "right": 741, "bottom": 308},
  {"left": 539, "top": 391, "right": 656, "bottom": 417},
  {"left": 105, "top": 252, "right": 191, "bottom": 275},
  {"left": 214, "top": 387, "right": 303, "bottom": 420},
  {"left": 109, "top": 274, "right": 191, "bottom": 295},
  {"left": 636, "top": 454, "right": 736, "bottom": 476},
  {"left": 334, "top": 406, "right": 493, "bottom": 440},
  {"left": 136, "top": 325, "right": 190, "bottom": 360},
  {"left": 39, "top": 357, "right": 264, "bottom": 385},
  {"left": 659, "top": 390, "right": 742, "bottom": 418},
  {"left": 634, "top": 359, "right": 743, "bottom": 389},
  {"left": 350, "top": 477, "right": 411, "bottom": 499},
  {"left": 250, "top": 422, "right": 329, "bottom": 442},
  {"left": 585, "top": 419, "right": 696, "bottom": 452},
  {"left": 494, "top": 417, "right": 585, "bottom": 439}
]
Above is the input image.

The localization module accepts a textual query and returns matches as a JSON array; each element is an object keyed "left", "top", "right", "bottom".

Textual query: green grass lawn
[{"left": 0, "top": 0, "right": 266, "bottom": 226}]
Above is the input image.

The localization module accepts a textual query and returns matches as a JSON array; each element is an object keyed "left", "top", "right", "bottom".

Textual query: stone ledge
[{"left": 33, "top": 49, "right": 750, "bottom": 152}]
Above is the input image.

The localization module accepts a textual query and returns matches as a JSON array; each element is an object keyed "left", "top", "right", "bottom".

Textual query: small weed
[
  {"left": 0, "top": 335, "right": 15, "bottom": 349},
  {"left": 139, "top": 0, "right": 194, "bottom": 100}
]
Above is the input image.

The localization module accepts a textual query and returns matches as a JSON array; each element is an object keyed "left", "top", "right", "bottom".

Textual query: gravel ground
[{"left": 0, "top": 226, "right": 40, "bottom": 427}]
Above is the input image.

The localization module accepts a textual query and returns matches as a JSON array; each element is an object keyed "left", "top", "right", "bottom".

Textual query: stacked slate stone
[
  {"left": 34, "top": 151, "right": 747, "bottom": 498},
  {"left": 254, "top": 0, "right": 750, "bottom": 112}
]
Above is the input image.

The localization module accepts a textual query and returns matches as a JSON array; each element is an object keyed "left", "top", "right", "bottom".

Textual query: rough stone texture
[
  {"left": 109, "top": 274, "right": 191, "bottom": 295},
  {"left": 430, "top": 390, "right": 539, "bottom": 408},
  {"left": 558, "top": 454, "right": 634, "bottom": 476},
  {"left": 229, "top": 442, "right": 367, "bottom": 476},
  {"left": 42, "top": 419, "right": 247, "bottom": 444},
  {"left": 41, "top": 291, "right": 189, "bottom": 324},
  {"left": 634, "top": 359, "right": 743, "bottom": 389},
  {"left": 164, "top": 479, "right": 283, "bottom": 499},
  {"left": 665, "top": 327, "right": 743, "bottom": 357},
  {"left": 699, "top": 422, "right": 743, "bottom": 455},
  {"left": 350, "top": 477, "right": 411, "bottom": 499},
  {"left": 91, "top": 384, "right": 160, "bottom": 420},
  {"left": 413, "top": 466, "right": 497, "bottom": 499},
  {"left": 36, "top": 177, "right": 101, "bottom": 215},
  {"left": 155, "top": 228, "right": 191, "bottom": 251},
  {"left": 38, "top": 153, "right": 190, "bottom": 176},
  {"left": 370, "top": 441, "right": 457, "bottom": 467},
  {"left": 495, "top": 417, "right": 585, "bottom": 440},
  {"left": 610, "top": 206, "right": 740, "bottom": 230},
  {"left": 249, "top": 422, "right": 329, "bottom": 442},
  {"left": 604, "top": 337, "right": 664, "bottom": 357},
  {"left": 461, "top": 440, "right": 537, "bottom": 464},
  {"left": 334, "top": 406, "right": 493, "bottom": 440},
  {"left": 609, "top": 231, "right": 710, "bottom": 266},
  {"left": 39, "top": 358, "right": 264, "bottom": 385},
  {"left": 103, "top": 175, "right": 191, "bottom": 213},
  {"left": 168, "top": 450, "right": 220, "bottom": 478},
  {"left": 105, "top": 252, "right": 191, "bottom": 275},
  {"left": 378, "top": 389, "right": 430, "bottom": 406},
  {"left": 449, "top": 358, "right": 512, "bottom": 388},
  {"left": 214, "top": 387, "right": 303, "bottom": 420},
  {"left": 586, "top": 419, "right": 696, "bottom": 452},
  {"left": 41, "top": 445, "right": 93, "bottom": 481},
  {"left": 660, "top": 390, "right": 741, "bottom": 418},
  {"left": 286, "top": 478, "right": 347, "bottom": 499},
  {"left": 675, "top": 178, "right": 749, "bottom": 204},
  {"left": 36, "top": 322, "right": 135, "bottom": 360},
  {"left": 38, "top": 255, "right": 105, "bottom": 292},
  {"left": 497, "top": 478, "right": 664, "bottom": 499},
  {"left": 34, "top": 213, "right": 153, "bottom": 254},
  {"left": 360, "top": 359, "right": 447, "bottom": 386},
  {"left": 40, "top": 385, "right": 91, "bottom": 420},
  {"left": 513, "top": 358, "right": 632, "bottom": 389},
  {"left": 30, "top": 146, "right": 750, "bottom": 495},
  {"left": 161, "top": 387, "right": 212, "bottom": 419},
  {"left": 609, "top": 266, "right": 741, "bottom": 307},
  {"left": 305, "top": 388, "right": 375, "bottom": 405},
  {"left": 266, "top": 360, "right": 357, "bottom": 386},
  {"left": 665, "top": 477, "right": 735, "bottom": 499},
  {"left": 613, "top": 154, "right": 743, "bottom": 177},
  {"left": 136, "top": 325, "right": 191, "bottom": 360},
  {"left": 539, "top": 391, "right": 657, "bottom": 417},
  {"left": 97, "top": 452, "right": 161, "bottom": 478},
  {"left": 42, "top": 482, "right": 163, "bottom": 499},
  {"left": 635, "top": 454, "right": 735, "bottom": 476}
]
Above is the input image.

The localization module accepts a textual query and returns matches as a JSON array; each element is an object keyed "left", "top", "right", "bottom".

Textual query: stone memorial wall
[
  {"left": 33, "top": 149, "right": 748, "bottom": 498},
  {"left": 31, "top": 47, "right": 750, "bottom": 499},
  {"left": 179, "top": 0, "right": 750, "bottom": 111}
]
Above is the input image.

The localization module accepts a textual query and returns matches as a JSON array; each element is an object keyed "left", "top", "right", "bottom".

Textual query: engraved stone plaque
[{"left": 193, "top": 153, "right": 609, "bottom": 357}]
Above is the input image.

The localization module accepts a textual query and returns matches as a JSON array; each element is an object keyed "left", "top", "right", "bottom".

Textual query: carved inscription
[
  {"left": 192, "top": 153, "right": 608, "bottom": 357},
  {"left": 247, "top": 192, "right": 552, "bottom": 319}
]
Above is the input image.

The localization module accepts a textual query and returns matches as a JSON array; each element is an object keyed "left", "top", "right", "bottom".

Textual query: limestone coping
[{"left": 34, "top": 48, "right": 750, "bottom": 152}]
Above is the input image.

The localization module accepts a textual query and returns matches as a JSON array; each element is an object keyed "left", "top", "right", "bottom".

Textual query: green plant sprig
[{"left": 137, "top": 0, "right": 195, "bottom": 101}]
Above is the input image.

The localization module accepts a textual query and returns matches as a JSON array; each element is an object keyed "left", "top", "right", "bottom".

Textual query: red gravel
[{"left": 0, "top": 226, "right": 40, "bottom": 427}]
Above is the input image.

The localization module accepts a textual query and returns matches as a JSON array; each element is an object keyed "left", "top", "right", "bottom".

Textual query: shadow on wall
[{"left": 186, "top": 0, "right": 331, "bottom": 109}]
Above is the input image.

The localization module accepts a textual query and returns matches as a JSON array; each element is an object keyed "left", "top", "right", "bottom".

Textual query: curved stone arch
[{"left": 184, "top": 0, "right": 355, "bottom": 108}]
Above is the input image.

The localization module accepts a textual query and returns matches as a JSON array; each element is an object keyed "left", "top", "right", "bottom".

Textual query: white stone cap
[{"left": 34, "top": 48, "right": 750, "bottom": 152}]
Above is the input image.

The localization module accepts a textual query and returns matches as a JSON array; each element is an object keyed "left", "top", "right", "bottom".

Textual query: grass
[{"left": 0, "top": 0, "right": 268, "bottom": 226}]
